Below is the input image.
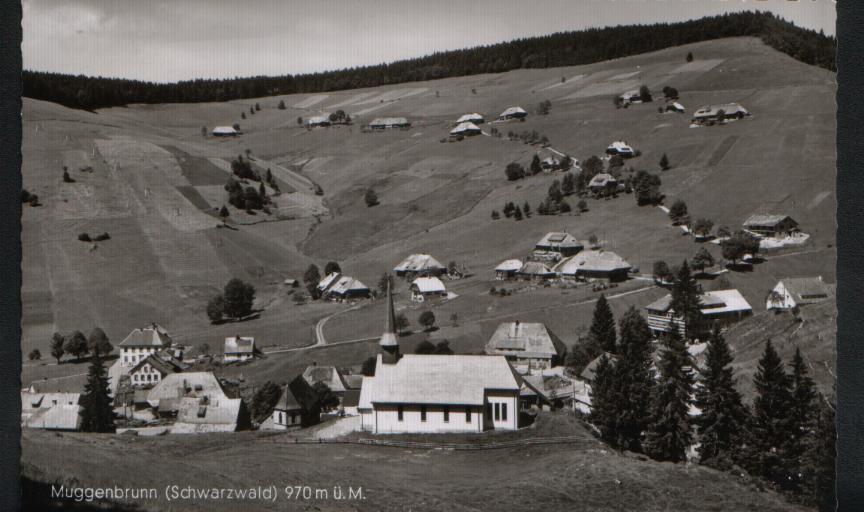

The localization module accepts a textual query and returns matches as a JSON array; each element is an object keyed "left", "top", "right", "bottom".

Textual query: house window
[
  {"left": 397, "top": 405, "right": 404, "bottom": 421},
  {"left": 466, "top": 408, "right": 472, "bottom": 423},
  {"left": 420, "top": 405, "right": 427, "bottom": 422},
  {"left": 443, "top": 406, "right": 450, "bottom": 423},
  {"left": 494, "top": 403, "right": 500, "bottom": 421},
  {"left": 501, "top": 403, "right": 508, "bottom": 421},
  {"left": 291, "top": 412, "right": 297, "bottom": 424},
  {"left": 278, "top": 412, "right": 283, "bottom": 424}
]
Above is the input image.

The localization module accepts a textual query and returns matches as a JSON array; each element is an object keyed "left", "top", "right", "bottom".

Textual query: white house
[
  {"left": 456, "top": 113, "right": 485, "bottom": 125},
  {"left": 128, "top": 353, "right": 185, "bottom": 388},
  {"left": 211, "top": 126, "right": 239, "bottom": 137},
  {"left": 645, "top": 289, "right": 753, "bottom": 337},
  {"left": 394, "top": 254, "right": 447, "bottom": 277},
  {"left": 119, "top": 323, "right": 173, "bottom": 367},
  {"left": 358, "top": 283, "right": 521, "bottom": 434},
  {"left": 485, "top": 321, "right": 567, "bottom": 370},
  {"left": 498, "top": 106, "right": 528, "bottom": 121},
  {"left": 450, "top": 122, "right": 482, "bottom": 137},
  {"left": 495, "top": 259, "right": 524, "bottom": 280},
  {"left": 767, "top": 277, "right": 833, "bottom": 310},
  {"left": 605, "top": 141, "right": 635, "bottom": 157},
  {"left": 223, "top": 336, "right": 256, "bottom": 363},
  {"left": 410, "top": 276, "right": 447, "bottom": 302}
]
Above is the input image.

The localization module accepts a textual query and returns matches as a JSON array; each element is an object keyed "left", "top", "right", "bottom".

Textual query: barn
[{"left": 743, "top": 214, "right": 800, "bottom": 239}]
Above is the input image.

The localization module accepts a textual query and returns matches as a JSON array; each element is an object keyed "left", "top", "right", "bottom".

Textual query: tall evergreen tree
[
  {"left": 588, "top": 354, "right": 619, "bottom": 444},
  {"left": 746, "top": 340, "right": 793, "bottom": 486},
  {"left": 695, "top": 327, "right": 749, "bottom": 468},
  {"left": 669, "top": 260, "right": 702, "bottom": 339},
  {"left": 589, "top": 294, "right": 617, "bottom": 354},
  {"left": 50, "top": 332, "right": 65, "bottom": 364},
  {"left": 80, "top": 354, "right": 115, "bottom": 433},
  {"left": 784, "top": 347, "right": 818, "bottom": 492},
  {"left": 801, "top": 401, "right": 835, "bottom": 511},
  {"left": 644, "top": 328, "right": 694, "bottom": 462},
  {"left": 612, "top": 307, "right": 655, "bottom": 451}
]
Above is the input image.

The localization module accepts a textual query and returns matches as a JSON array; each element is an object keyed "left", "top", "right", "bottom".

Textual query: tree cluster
[
  {"left": 48, "top": 327, "right": 113, "bottom": 364},
  {"left": 207, "top": 278, "right": 256, "bottom": 323},
  {"left": 225, "top": 178, "right": 268, "bottom": 211},
  {"left": 632, "top": 170, "right": 663, "bottom": 206},
  {"left": 414, "top": 339, "right": 453, "bottom": 355}
]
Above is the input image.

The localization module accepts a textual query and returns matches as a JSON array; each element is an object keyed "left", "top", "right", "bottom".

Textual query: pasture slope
[
  {"left": 21, "top": 413, "right": 807, "bottom": 512},
  {"left": 20, "top": 36, "right": 833, "bottom": 510}
]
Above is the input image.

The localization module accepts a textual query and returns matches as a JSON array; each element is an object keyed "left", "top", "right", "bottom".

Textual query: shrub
[
  {"left": 232, "top": 123, "right": 240, "bottom": 131},
  {"left": 491, "top": 210, "right": 500, "bottom": 220},
  {"left": 577, "top": 199, "right": 588, "bottom": 212},
  {"left": 559, "top": 200, "right": 572, "bottom": 213},
  {"left": 277, "top": 100, "right": 286, "bottom": 110},
  {"left": 668, "top": 200, "right": 689, "bottom": 224},
  {"left": 686, "top": 52, "right": 694, "bottom": 62},
  {"left": 28, "top": 349, "right": 41, "bottom": 361},
  {"left": 639, "top": 85, "right": 653, "bottom": 102},
  {"left": 364, "top": 189, "right": 379, "bottom": 207},
  {"left": 62, "top": 169, "right": 75, "bottom": 183},
  {"left": 22, "top": 189, "right": 31, "bottom": 203},
  {"left": 418, "top": 311, "right": 436, "bottom": 331},
  {"left": 505, "top": 162, "right": 526, "bottom": 181},
  {"left": 93, "top": 232, "right": 110, "bottom": 242},
  {"left": 78, "top": 233, "right": 91, "bottom": 242},
  {"left": 659, "top": 153, "right": 671, "bottom": 170}
]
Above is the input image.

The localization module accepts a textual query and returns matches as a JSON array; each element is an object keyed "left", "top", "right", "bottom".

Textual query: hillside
[
  {"left": 21, "top": 413, "right": 808, "bottom": 512},
  {"left": 21, "top": 36, "right": 835, "bottom": 398}
]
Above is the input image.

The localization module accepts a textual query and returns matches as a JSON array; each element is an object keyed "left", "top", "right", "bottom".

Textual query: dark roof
[
  {"left": 276, "top": 376, "right": 321, "bottom": 412},
  {"left": 129, "top": 353, "right": 185, "bottom": 376},
  {"left": 580, "top": 352, "right": 618, "bottom": 382},
  {"left": 342, "top": 389, "right": 361, "bottom": 408}
]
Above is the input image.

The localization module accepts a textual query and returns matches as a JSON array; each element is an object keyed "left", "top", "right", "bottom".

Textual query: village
[{"left": 18, "top": 24, "right": 838, "bottom": 511}]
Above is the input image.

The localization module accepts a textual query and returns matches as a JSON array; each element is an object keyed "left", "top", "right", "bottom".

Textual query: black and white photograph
[{"left": 14, "top": 1, "right": 840, "bottom": 510}]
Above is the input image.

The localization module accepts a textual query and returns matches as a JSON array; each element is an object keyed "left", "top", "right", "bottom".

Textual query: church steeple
[{"left": 379, "top": 281, "right": 400, "bottom": 363}]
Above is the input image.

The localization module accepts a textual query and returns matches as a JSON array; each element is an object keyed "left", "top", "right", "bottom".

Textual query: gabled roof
[
  {"left": 302, "top": 365, "right": 348, "bottom": 394},
  {"left": 645, "top": 289, "right": 752, "bottom": 316},
  {"left": 536, "top": 232, "right": 582, "bottom": 250},
  {"left": 327, "top": 276, "right": 370, "bottom": 296},
  {"left": 129, "top": 353, "right": 185, "bottom": 376},
  {"left": 275, "top": 375, "right": 320, "bottom": 412},
  {"left": 118, "top": 324, "right": 173, "bottom": 348},
  {"left": 485, "top": 322, "right": 567, "bottom": 360},
  {"left": 21, "top": 399, "right": 82, "bottom": 430},
  {"left": 499, "top": 106, "right": 527, "bottom": 117},
  {"left": 394, "top": 254, "right": 446, "bottom": 273},
  {"left": 554, "top": 250, "right": 631, "bottom": 274},
  {"left": 521, "top": 374, "right": 579, "bottom": 401},
  {"left": 778, "top": 277, "right": 833, "bottom": 303},
  {"left": 743, "top": 214, "right": 798, "bottom": 228},
  {"left": 224, "top": 336, "right": 255, "bottom": 354},
  {"left": 147, "top": 372, "right": 229, "bottom": 408},
  {"left": 456, "top": 113, "right": 484, "bottom": 123},
  {"left": 450, "top": 121, "right": 481, "bottom": 134},
  {"left": 411, "top": 276, "right": 446, "bottom": 294},
  {"left": 580, "top": 352, "right": 618, "bottom": 382},
  {"left": 517, "top": 261, "right": 555, "bottom": 276},
  {"left": 175, "top": 396, "right": 243, "bottom": 428},
  {"left": 588, "top": 173, "right": 617, "bottom": 188},
  {"left": 495, "top": 259, "right": 524, "bottom": 272},
  {"left": 358, "top": 354, "right": 521, "bottom": 408}
]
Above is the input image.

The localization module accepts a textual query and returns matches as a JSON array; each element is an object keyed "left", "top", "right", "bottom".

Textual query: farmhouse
[
  {"left": 394, "top": 254, "right": 447, "bottom": 277},
  {"left": 369, "top": 117, "right": 411, "bottom": 129},
  {"left": 766, "top": 277, "right": 833, "bottom": 310},
  {"left": 317, "top": 272, "right": 371, "bottom": 300},
  {"left": 21, "top": 391, "right": 81, "bottom": 431},
  {"left": 645, "top": 289, "right": 753, "bottom": 337},
  {"left": 485, "top": 321, "right": 567, "bottom": 370},
  {"left": 554, "top": 250, "right": 632, "bottom": 282},
  {"left": 743, "top": 214, "right": 800, "bottom": 239},
  {"left": 498, "top": 106, "right": 528, "bottom": 121},
  {"left": 223, "top": 336, "right": 256, "bottom": 363},
  {"left": 146, "top": 372, "right": 249, "bottom": 432},
  {"left": 692, "top": 103, "right": 750, "bottom": 123},
  {"left": 456, "top": 113, "right": 485, "bottom": 125},
  {"left": 302, "top": 365, "right": 350, "bottom": 395},
  {"left": 266, "top": 376, "right": 321, "bottom": 430},
  {"left": 358, "top": 285, "right": 521, "bottom": 434},
  {"left": 605, "top": 141, "right": 635, "bottom": 157},
  {"left": 211, "top": 126, "right": 239, "bottom": 137},
  {"left": 516, "top": 261, "right": 556, "bottom": 281},
  {"left": 450, "top": 121, "right": 482, "bottom": 137},
  {"left": 304, "top": 115, "right": 331, "bottom": 128},
  {"left": 119, "top": 323, "right": 173, "bottom": 367},
  {"left": 495, "top": 259, "right": 524, "bottom": 280},
  {"left": 588, "top": 173, "right": 618, "bottom": 195},
  {"left": 411, "top": 276, "right": 447, "bottom": 302},
  {"left": 534, "top": 232, "right": 583, "bottom": 257},
  {"left": 540, "top": 156, "right": 560, "bottom": 170},
  {"left": 128, "top": 353, "right": 186, "bottom": 388}
]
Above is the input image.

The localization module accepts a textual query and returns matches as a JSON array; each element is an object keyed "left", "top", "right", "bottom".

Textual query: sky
[{"left": 22, "top": 0, "right": 836, "bottom": 83}]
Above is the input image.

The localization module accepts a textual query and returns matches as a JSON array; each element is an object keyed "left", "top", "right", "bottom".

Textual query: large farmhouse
[
  {"left": 645, "top": 289, "right": 753, "bottom": 337},
  {"left": 211, "top": 126, "right": 239, "bottom": 137},
  {"left": 358, "top": 285, "right": 522, "bottom": 434},
  {"left": 304, "top": 115, "right": 331, "bottom": 128},
  {"left": 498, "top": 106, "right": 527, "bottom": 121},
  {"left": 393, "top": 254, "right": 447, "bottom": 277},
  {"left": 743, "top": 214, "right": 800, "bottom": 239},
  {"left": 450, "top": 122, "right": 482, "bottom": 137},
  {"left": 128, "top": 353, "right": 186, "bottom": 388},
  {"left": 485, "top": 321, "right": 567, "bottom": 370},
  {"left": 495, "top": 259, "right": 524, "bottom": 280},
  {"left": 119, "top": 323, "right": 173, "bottom": 367},
  {"left": 605, "top": 141, "right": 635, "bottom": 157},
  {"left": 456, "top": 113, "right": 485, "bottom": 125},
  {"left": 223, "top": 336, "right": 256, "bottom": 363},
  {"left": 588, "top": 173, "right": 618, "bottom": 195},
  {"left": 534, "top": 232, "right": 583, "bottom": 258},
  {"left": 369, "top": 117, "right": 410, "bottom": 129},
  {"left": 767, "top": 277, "right": 833, "bottom": 310},
  {"left": 21, "top": 391, "right": 82, "bottom": 431},
  {"left": 317, "top": 272, "right": 371, "bottom": 300},
  {"left": 411, "top": 276, "right": 447, "bottom": 302},
  {"left": 692, "top": 103, "right": 750, "bottom": 123},
  {"left": 554, "top": 250, "right": 632, "bottom": 282},
  {"left": 146, "top": 372, "right": 249, "bottom": 433}
]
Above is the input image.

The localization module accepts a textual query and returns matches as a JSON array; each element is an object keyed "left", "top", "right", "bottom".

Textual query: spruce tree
[
  {"left": 50, "top": 332, "right": 65, "bottom": 364},
  {"left": 695, "top": 327, "right": 749, "bottom": 467},
  {"left": 80, "top": 353, "right": 115, "bottom": 433},
  {"left": 801, "top": 401, "right": 835, "bottom": 511},
  {"left": 588, "top": 294, "right": 617, "bottom": 354},
  {"left": 669, "top": 260, "right": 702, "bottom": 339},
  {"left": 613, "top": 307, "right": 655, "bottom": 451},
  {"left": 588, "top": 354, "right": 619, "bottom": 443},
  {"left": 644, "top": 328, "right": 694, "bottom": 462},
  {"left": 530, "top": 154, "right": 542, "bottom": 175},
  {"left": 747, "top": 340, "right": 793, "bottom": 486},
  {"left": 784, "top": 347, "right": 818, "bottom": 492}
]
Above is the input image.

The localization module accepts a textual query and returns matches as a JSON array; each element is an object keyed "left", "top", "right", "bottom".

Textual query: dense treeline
[{"left": 23, "top": 12, "right": 834, "bottom": 111}]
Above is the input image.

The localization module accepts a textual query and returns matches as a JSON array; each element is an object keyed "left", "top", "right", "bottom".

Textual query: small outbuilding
[
  {"left": 304, "top": 115, "right": 332, "bottom": 128},
  {"left": 369, "top": 117, "right": 411, "bottom": 129},
  {"left": 588, "top": 173, "right": 618, "bottom": 195},
  {"left": 692, "top": 103, "right": 750, "bottom": 123},
  {"left": 268, "top": 376, "right": 321, "bottom": 430},
  {"left": 516, "top": 261, "right": 556, "bottom": 281}
]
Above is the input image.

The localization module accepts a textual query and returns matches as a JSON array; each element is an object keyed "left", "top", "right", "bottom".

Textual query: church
[{"left": 358, "top": 285, "right": 522, "bottom": 434}]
